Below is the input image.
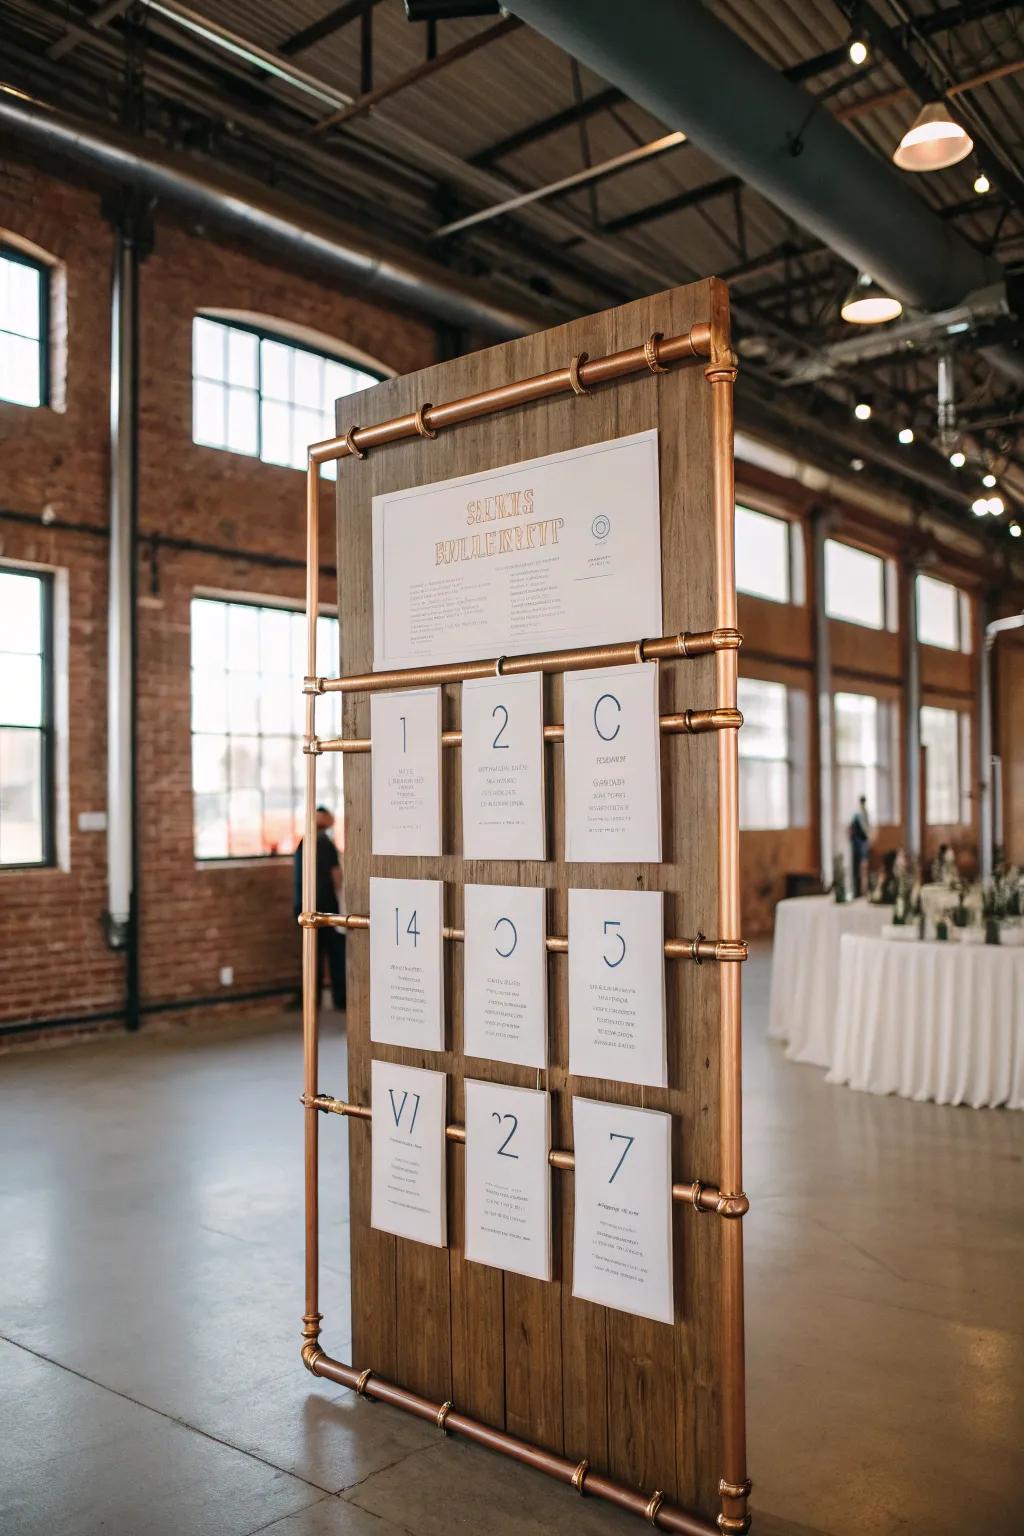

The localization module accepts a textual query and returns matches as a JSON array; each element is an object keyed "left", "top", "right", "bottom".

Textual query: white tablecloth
[
  {"left": 827, "top": 934, "right": 1024, "bottom": 1109},
  {"left": 769, "top": 896, "right": 891, "bottom": 1067}
]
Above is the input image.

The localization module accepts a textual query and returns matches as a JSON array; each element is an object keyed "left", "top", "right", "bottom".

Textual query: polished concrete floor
[{"left": 1, "top": 949, "right": 1021, "bottom": 1536}]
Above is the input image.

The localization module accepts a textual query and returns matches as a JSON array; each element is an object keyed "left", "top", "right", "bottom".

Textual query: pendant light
[
  {"left": 893, "top": 102, "right": 973, "bottom": 172},
  {"left": 840, "top": 273, "right": 903, "bottom": 325}
]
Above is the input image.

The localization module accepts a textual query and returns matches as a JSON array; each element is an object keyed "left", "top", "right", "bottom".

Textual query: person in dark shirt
[{"left": 294, "top": 805, "right": 346, "bottom": 1012}]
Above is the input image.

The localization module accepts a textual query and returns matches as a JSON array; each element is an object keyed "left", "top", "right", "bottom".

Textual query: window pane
[
  {"left": 194, "top": 791, "right": 228, "bottom": 859},
  {"left": 740, "top": 760, "right": 788, "bottom": 830},
  {"left": 293, "top": 348, "right": 322, "bottom": 409},
  {"left": 193, "top": 317, "right": 226, "bottom": 381},
  {"left": 0, "top": 653, "right": 43, "bottom": 726},
  {"left": 0, "top": 571, "right": 42, "bottom": 654},
  {"left": 191, "top": 599, "right": 228, "bottom": 671},
  {"left": 921, "top": 705, "right": 960, "bottom": 824},
  {"left": 227, "top": 605, "right": 260, "bottom": 670},
  {"left": 225, "top": 386, "right": 258, "bottom": 455},
  {"left": 261, "top": 338, "right": 291, "bottom": 401},
  {"left": 192, "top": 734, "right": 228, "bottom": 794},
  {"left": 291, "top": 406, "right": 321, "bottom": 469},
  {"left": 228, "top": 735, "right": 261, "bottom": 790},
  {"left": 259, "top": 606, "right": 294, "bottom": 673},
  {"left": 228, "top": 789, "right": 263, "bottom": 856},
  {"left": 260, "top": 399, "right": 292, "bottom": 466},
  {"left": 825, "top": 540, "right": 884, "bottom": 629},
  {"left": 191, "top": 668, "right": 226, "bottom": 732},
  {"left": 193, "top": 379, "right": 226, "bottom": 448},
  {"left": 3, "top": 259, "right": 41, "bottom": 339},
  {"left": 0, "top": 726, "right": 43, "bottom": 864},
  {"left": 0, "top": 331, "right": 42, "bottom": 407},
  {"left": 735, "top": 506, "right": 789, "bottom": 603},
  {"left": 916, "top": 574, "right": 959, "bottom": 649},
  {"left": 226, "top": 326, "right": 258, "bottom": 387},
  {"left": 834, "top": 691, "right": 878, "bottom": 767},
  {"left": 227, "top": 672, "right": 261, "bottom": 734},
  {"left": 738, "top": 678, "right": 787, "bottom": 760},
  {"left": 261, "top": 674, "right": 292, "bottom": 733}
]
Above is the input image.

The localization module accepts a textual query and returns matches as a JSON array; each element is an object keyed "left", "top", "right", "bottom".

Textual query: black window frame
[
  {"left": 190, "top": 313, "right": 386, "bottom": 471},
  {"left": 0, "top": 244, "right": 50, "bottom": 410},
  {"left": 0, "top": 564, "right": 56, "bottom": 869}
]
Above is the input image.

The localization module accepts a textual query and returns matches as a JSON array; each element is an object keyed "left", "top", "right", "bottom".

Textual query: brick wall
[{"left": 0, "top": 155, "right": 437, "bottom": 1034}]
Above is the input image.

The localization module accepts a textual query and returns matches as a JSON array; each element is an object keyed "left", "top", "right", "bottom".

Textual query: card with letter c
[
  {"left": 571, "top": 1095, "right": 673, "bottom": 1325},
  {"left": 568, "top": 886, "right": 667, "bottom": 1088},
  {"left": 370, "top": 1059, "right": 447, "bottom": 1248}
]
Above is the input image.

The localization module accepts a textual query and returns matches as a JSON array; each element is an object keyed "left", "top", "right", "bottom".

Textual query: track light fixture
[
  {"left": 974, "top": 171, "right": 991, "bottom": 195},
  {"left": 849, "top": 36, "right": 868, "bottom": 66}
]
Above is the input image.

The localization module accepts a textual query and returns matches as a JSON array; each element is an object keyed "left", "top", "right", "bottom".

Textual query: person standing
[
  {"left": 849, "top": 795, "right": 871, "bottom": 898},
  {"left": 293, "top": 804, "right": 346, "bottom": 1012}
]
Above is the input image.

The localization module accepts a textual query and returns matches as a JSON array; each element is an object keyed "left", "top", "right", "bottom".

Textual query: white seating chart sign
[
  {"left": 370, "top": 431, "right": 662, "bottom": 672},
  {"left": 568, "top": 887, "right": 667, "bottom": 1087},
  {"left": 370, "top": 1059, "right": 447, "bottom": 1248},
  {"left": 571, "top": 1096, "right": 674, "bottom": 1325},
  {"left": 461, "top": 672, "right": 546, "bottom": 860},
  {"left": 369, "top": 876, "right": 445, "bottom": 1050},
  {"left": 370, "top": 687, "right": 442, "bottom": 856},
  {"left": 562, "top": 663, "right": 662, "bottom": 863},
  {"left": 464, "top": 1079, "right": 552, "bottom": 1281},
  {"left": 463, "top": 883, "right": 548, "bottom": 1068}
]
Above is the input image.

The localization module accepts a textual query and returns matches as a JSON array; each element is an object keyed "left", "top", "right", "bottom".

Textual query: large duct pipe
[
  {"left": 0, "top": 93, "right": 542, "bottom": 339},
  {"left": 509, "top": 0, "right": 1002, "bottom": 314}
]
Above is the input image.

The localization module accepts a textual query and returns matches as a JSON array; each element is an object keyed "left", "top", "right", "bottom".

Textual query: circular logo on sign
[{"left": 591, "top": 514, "right": 611, "bottom": 540}]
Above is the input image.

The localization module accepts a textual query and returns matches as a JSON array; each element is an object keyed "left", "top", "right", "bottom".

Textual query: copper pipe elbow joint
[
  {"left": 716, "top": 1192, "right": 750, "bottom": 1219},
  {"left": 301, "top": 1342, "right": 325, "bottom": 1375}
]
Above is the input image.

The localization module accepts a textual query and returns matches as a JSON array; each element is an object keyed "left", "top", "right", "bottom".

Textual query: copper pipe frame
[
  {"left": 297, "top": 910, "right": 748, "bottom": 965},
  {"left": 302, "top": 1094, "right": 748, "bottom": 1219},
  {"left": 307, "top": 628, "right": 741, "bottom": 697},
  {"left": 308, "top": 706, "right": 743, "bottom": 754},
  {"left": 301, "top": 313, "right": 748, "bottom": 1536}
]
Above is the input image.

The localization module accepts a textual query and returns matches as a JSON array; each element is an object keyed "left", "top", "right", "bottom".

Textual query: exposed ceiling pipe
[
  {"left": 508, "top": 1, "right": 1011, "bottom": 319},
  {"left": 0, "top": 91, "right": 544, "bottom": 339}
]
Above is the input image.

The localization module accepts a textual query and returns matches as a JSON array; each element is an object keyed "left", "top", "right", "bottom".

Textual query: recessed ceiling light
[{"left": 893, "top": 102, "right": 973, "bottom": 172}]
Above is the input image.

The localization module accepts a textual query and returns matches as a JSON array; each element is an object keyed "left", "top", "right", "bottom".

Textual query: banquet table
[
  {"left": 827, "top": 934, "right": 1024, "bottom": 1109},
  {"left": 769, "top": 895, "right": 891, "bottom": 1067}
]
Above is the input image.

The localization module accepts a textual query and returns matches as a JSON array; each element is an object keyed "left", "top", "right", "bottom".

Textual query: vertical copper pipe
[
  {"left": 707, "top": 285, "right": 749, "bottom": 1533},
  {"left": 301, "top": 455, "right": 323, "bottom": 1362}
]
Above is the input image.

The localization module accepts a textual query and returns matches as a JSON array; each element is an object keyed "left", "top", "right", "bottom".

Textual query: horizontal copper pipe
[
  {"left": 303, "top": 1094, "right": 748, "bottom": 1218},
  {"left": 308, "top": 325, "right": 711, "bottom": 467},
  {"left": 313, "top": 706, "right": 742, "bottom": 754},
  {"left": 309, "top": 628, "right": 742, "bottom": 696},
  {"left": 304, "top": 1349, "right": 716, "bottom": 1533},
  {"left": 298, "top": 912, "right": 747, "bottom": 965}
]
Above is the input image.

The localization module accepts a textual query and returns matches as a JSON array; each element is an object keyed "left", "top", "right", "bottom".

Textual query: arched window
[{"left": 191, "top": 314, "right": 387, "bottom": 478}]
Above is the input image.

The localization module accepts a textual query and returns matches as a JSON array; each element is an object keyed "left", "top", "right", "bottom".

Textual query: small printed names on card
[
  {"left": 461, "top": 672, "right": 545, "bottom": 860},
  {"left": 572, "top": 1096, "right": 674, "bottom": 1325},
  {"left": 463, "top": 883, "right": 547, "bottom": 1069},
  {"left": 568, "top": 887, "right": 667, "bottom": 1088},
  {"left": 562, "top": 662, "right": 662, "bottom": 863},
  {"left": 369, "top": 876, "right": 445, "bottom": 1050},
  {"left": 464, "top": 1079, "right": 552, "bottom": 1281},
  {"left": 370, "top": 687, "right": 442, "bottom": 856},
  {"left": 370, "top": 1059, "right": 447, "bottom": 1248}
]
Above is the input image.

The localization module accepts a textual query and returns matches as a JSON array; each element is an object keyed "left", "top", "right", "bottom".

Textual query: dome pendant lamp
[
  {"left": 840, "top": 273, "right": 903, "bottom": 325},
  {"left": 893, "top": 102, "right": 973, "bottom": 172}
]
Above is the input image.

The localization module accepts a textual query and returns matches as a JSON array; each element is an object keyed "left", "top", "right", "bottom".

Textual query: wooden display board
[{"left": 298, "top": 279, "right": 749, "bottom": 1535}]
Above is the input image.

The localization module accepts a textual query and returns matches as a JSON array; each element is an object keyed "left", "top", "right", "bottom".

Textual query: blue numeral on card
[
  {"left": 394, "top": 908, "right": 420, "bottom": 946},
  {"left": 491, "top": 1111, "right": 519, "bottom": 1158},
  {"left": 602, "top": 919, "right": 626, "bottom": 968},
  {"left": 491, "top": 703, "right": 510, "bottom": 750},
  {"left": 608, "top": 1132, "right": 634, "bottom": 1182}
]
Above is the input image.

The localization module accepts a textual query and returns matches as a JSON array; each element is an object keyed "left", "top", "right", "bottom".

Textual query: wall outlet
[{"left": 219, "top": 966, "right": 234, "bottom": 987}]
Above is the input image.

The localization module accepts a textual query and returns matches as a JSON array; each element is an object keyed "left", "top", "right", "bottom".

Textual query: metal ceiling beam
[
  {"left": 46, "top": 0, "right": 133, "bottom": 62},
  {"left": 469, "top": 86, "right": 625, "bottom": 167},
  {"left": 279, "top": 0, "right": 384, "bottom": 59}
]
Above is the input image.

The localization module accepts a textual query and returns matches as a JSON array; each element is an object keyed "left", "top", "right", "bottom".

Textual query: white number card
[
  {"left": 571, "top": 1096, "right": 673, "bottom": 1325},
  {"left": 461, "top": 672, "right": 546, "bottom": 861},
  {"left": 371, "top": 1059, "right": 447, "bottom": 1248},
  {"left": 464, "top": 1079, "right": 552, "bottom": 1281},
  {"left": 568, "top": 887, "right": 667, "bottom": 1088},
  {"left": 369, "top": 876, "right": 445, "bottom": 1051},
  {"left": 463, "top": 883, "right": 547, "bottom": 1069},
  {"left": 371, "top": 687, "right": 442, "bottom": 856},
  {"left": 562, "top": 663, "right": 662, "bottom": 863}
]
